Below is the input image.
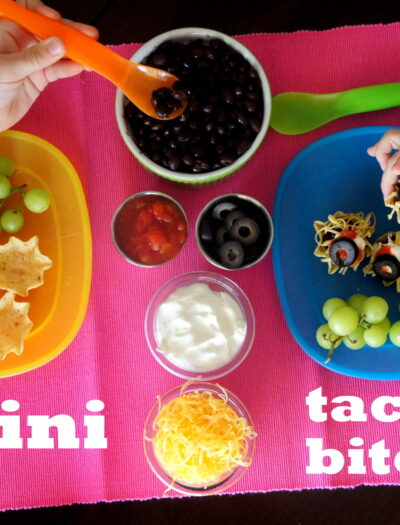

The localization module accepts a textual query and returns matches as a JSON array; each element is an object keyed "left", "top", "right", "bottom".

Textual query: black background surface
[{"left": 3, "top": 1, "right": 400, "bottom": 523}]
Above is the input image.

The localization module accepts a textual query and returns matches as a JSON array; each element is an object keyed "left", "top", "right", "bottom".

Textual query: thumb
[{"left": 2, "top": 37, "right": 65, "bottom": 81}]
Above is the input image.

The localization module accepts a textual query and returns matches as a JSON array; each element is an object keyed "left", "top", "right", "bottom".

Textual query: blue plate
[{"left": 273, "top": 126, "right": 400, "bottom": 380}]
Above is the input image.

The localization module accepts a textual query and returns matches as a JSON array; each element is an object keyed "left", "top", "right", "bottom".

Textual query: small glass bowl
[
  {"left": 143, "top": 381, "right": 256, "bottom": 496},
  {"left": 145, "top": 271, "right": 255, "bottom": 380}
]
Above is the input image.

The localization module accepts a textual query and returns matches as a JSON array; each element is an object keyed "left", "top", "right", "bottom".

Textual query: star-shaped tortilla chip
[
  {"left": 0, "top": 291, "right": 33, "bottom": 360},
  {"left": 0, "top": 236, "right": 52, "bottom": 296}
]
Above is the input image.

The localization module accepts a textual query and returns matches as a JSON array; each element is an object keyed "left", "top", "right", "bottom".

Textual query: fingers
[
  {"left": 45, "top": 60, "right": 85, "bottom": 82},
  {"left": 0, "top": 37, "right": 65, "bottom": 82},
  {"left": 16, "top": 1, "right": 99, "bottom": 39},
  {"left": 367, "top": 128, "right": 400, "bottom": 171},
  {"left": 61, "top": 18, "right": 99, "bottom": 40},
  {"left": 381, "top": 151, "right": 400, "bottom": 199}
]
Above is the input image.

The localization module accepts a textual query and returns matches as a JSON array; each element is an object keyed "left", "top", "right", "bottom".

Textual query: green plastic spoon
[{"left": 270, "top": 82, "right": 400, "bottom": 135}]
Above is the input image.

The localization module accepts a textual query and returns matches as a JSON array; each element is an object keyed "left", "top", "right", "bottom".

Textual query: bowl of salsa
[{"left": 111, "top": 191, "right": 188, "bottom": 267}]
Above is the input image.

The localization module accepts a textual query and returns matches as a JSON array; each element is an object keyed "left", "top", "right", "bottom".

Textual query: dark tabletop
[{"left": 3, "top": 1, "right": 400, "bottom": 523}]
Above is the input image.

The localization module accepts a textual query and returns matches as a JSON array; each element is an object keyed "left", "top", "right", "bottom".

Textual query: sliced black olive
[
  {"left": 215, "top": 225, "right": 231, "bottom": 246},
  {"left": 212, "top": 201, "right": 237, "bottom": 221},
  {"left": 373, "top": 254, "right": 400, "bottom": 282},
  {"left": 328, "top": 238, "right": 358, "bottom": 267},
  {"left": 224, "top": 209, "right": 245, "bottom": 230},
  {"left": 219, "top": 240, "right": 244, "bottom": 269},
  {"left": 229, "top": 217, "right": 260, "bottom": 246},
  {"left": 200, "top": 218, "right": 213, "bottom": 242}
]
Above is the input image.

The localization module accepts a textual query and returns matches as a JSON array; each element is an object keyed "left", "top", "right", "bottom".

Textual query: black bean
[
  {"left": 151, "top": 53, "right": 168, "bottom": 66},
  {"left": 167, "top": 154, "right": 181, "bottom": 170},
  {"left": 210, "top": 38, "right": 226, "bottom": 50},
  {"left": 218, "top": 110, "right": 228, "bottom": 122},
  {"left": 234, "top": 86, "right": 245, "bottom": 97},
  {"left": 237, "top": 112, "right": 248, "bottom": 126},
  {"left": 237, "top": 139, "right": 252, "bottom": 156},
  {"left": 194, "top": 147, "right": 205, "bottom": 158},
  {"left": 205, "top": 121, "right": 214, "bottom": 132},
  {"left": 178, "top": 132, "right": 191, "bottom": 143},
  {"left": 194, "top": 159, "right": 211, "bottom": 171},
  {"left": 250, "top": 118, "right": 262, "bottom": 133},
  {"left": 167, "top": 138, "right": 179, "bottom": 150},
  {"left": 220, "top": 154, "right": 236, "bottom": 166},
  {"left": 202, "top": 103, "right": 214, "bottom": 114},
  {"left": 223, "top": 89, "right": 234, "bottom": 105},
  {"left": 182, "top": 154, "right": 194, "bottom": 166},
  {"left": 245, "top": 100, "right": 258, "bottom": 113}
]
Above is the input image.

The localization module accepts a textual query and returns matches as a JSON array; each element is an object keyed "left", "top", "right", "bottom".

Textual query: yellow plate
[{"left": 0, "top": 130, "right": 92, "bottom": 377}]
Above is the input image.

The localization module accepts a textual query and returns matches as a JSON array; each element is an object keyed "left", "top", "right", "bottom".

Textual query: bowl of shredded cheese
[{"left": 143, "top": 381, "right": 256, "bottom": 495}]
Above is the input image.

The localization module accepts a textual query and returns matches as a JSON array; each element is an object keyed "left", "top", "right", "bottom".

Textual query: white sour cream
[{"left": 155, "top": 282, "right": 247, "bottom": 372}]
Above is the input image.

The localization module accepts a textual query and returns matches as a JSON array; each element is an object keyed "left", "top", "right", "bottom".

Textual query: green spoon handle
[{"left": 337, "top": 82, "right": 400, "bottom": 115}]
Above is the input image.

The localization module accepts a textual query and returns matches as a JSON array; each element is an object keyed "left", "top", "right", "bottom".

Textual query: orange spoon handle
[{"left": 0, "top": 0, "right": 130, "bottom": 87}]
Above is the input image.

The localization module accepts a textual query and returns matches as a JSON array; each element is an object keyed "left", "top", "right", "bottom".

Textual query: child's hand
[
  {"left": 367, "top": 128, "right": 400, "bottom": 199},
  {"left": 0, "top": 0, "right": 98, "bottom": 132}
]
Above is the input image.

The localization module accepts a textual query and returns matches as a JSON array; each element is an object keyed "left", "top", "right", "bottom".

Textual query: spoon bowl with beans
[{"left": 0, "top": 0, "right": 186, "bottom": 120}]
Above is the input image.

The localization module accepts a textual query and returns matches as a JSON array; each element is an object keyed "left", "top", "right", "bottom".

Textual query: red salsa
[{"left": 113, "top": 194, "right": 187, "bottom": 265}]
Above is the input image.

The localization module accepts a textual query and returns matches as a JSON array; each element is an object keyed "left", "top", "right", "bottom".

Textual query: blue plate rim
[{"left": 272, "top": 125, "right": 400, "bottom": 381}]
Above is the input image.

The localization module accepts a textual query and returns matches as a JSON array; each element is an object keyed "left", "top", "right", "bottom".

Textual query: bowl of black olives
[
  {"left": 115, "top": 28, "right": 271, "bottom": 186},
  {"left": 196, "top": 194, "right": 273, "bottom": 270}
]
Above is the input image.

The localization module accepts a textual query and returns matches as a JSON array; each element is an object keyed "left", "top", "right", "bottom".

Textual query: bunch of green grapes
[
  {"left": 316, "top": 294, "right": 398, "bottom": 363},
  {"left": 0, "top": 155, "right": 51, "bottom": 234}
]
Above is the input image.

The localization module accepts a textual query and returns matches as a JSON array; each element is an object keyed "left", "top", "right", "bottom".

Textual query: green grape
[
  {"left": 343, "top": 325, "right": 366, "bottom": 350},
  {"left": 360, "top": 296, "right": 389, "bottom": 324},
  {"left": 316, "top": 324, "right": 342, "bottom": 350},
  {"left": 322, "top": 297, "right": 346, "bottom": 321},
  {"left": 0, "top": 155, "right": 14, "bottom": 177},
  {"left": 389, "top": 321, "right": 400, "bottom": 347},
  {"left": 347, "top": 293, "right": 367, "bottom": 313},
  {"left": 0, "top": 209, "right": 24, "bottom": 233},
  {"left": 23, "top": 188, "right": 50, "bottom": 213},
  {"left": 0, "top": 174, "right": 11, "bottom": 199},
  {"left": 364, "top": 325, "right": 387, "bottom": 347},
  {"left": 376, "top": 317, "right": 391, "bottom": 335},
  {"left": 328, "top": 306, "right": 359, "bottom": 336}
]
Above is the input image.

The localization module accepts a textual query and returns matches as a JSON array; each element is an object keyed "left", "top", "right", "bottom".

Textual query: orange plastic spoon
[{"left": 0, "top": 0, "right": 185, "bottom": 119}]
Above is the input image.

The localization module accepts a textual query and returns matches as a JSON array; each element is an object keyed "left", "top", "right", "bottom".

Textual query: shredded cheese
[{"left": 150, "top": 387, "right": 256, "bottom": 489}]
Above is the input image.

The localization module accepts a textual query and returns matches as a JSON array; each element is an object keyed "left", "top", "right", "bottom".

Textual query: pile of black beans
[{"left": 124, "top": 37, "right": 264, "bottom": 174}]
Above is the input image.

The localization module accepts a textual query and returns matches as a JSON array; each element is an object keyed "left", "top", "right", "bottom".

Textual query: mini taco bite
[
  {"left": 363, "top": 231, "right": 400, "bottom": 292},
  {"left": 314, "top": 211, "right": 376, "bottom": 274}
]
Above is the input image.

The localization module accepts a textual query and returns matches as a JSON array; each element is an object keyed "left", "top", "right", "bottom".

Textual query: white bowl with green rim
[{"left": 115, "top": 27, "right": 271, "bottom": 187}]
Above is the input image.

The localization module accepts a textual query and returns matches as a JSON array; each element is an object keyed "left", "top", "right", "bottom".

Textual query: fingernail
[{"left": 46, "top": 37, "right": 65, "bottom": 56}]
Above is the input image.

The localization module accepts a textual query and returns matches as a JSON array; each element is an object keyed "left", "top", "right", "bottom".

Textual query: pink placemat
[{"left": 1, "top": 23, "right": 400, "bottom": 511}]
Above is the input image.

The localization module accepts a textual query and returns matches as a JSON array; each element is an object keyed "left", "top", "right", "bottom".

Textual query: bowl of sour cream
[{"left": 145, "top": 271, "right": 255, "bottom": 380}]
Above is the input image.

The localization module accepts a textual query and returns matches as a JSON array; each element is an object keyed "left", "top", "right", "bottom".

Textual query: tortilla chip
[
  {"left": 0, "top": 236, "right": 52, "bottom": 296},
  {"left": 0, "top": 291, "right": 33, "bottom": 359}
]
